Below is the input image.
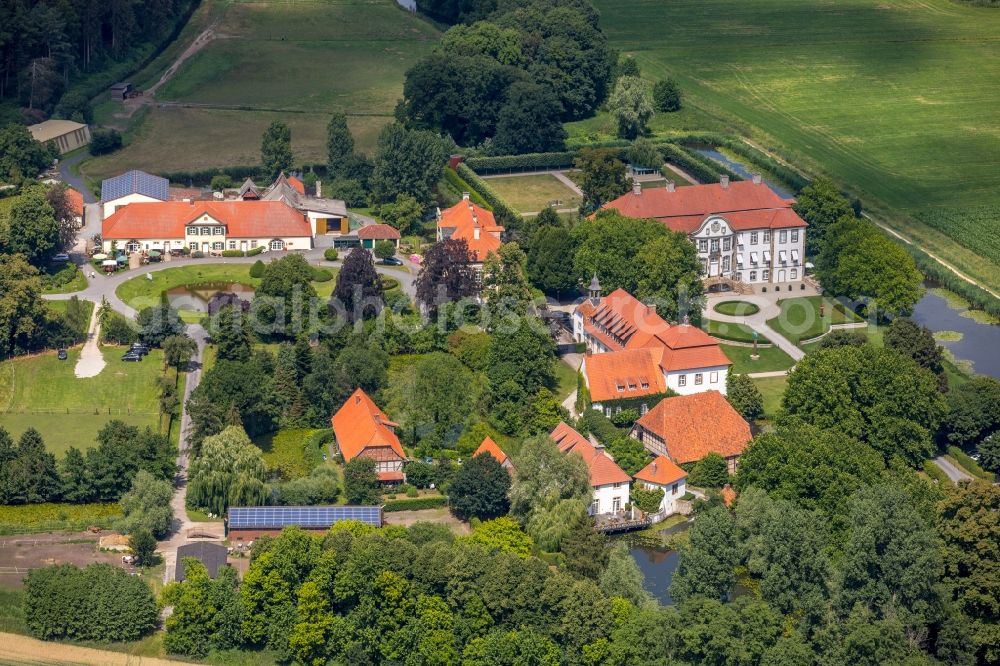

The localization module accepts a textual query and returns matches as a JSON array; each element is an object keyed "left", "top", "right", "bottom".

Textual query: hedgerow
[
  {"left": 383, "top": 496, "right": 448, "bottom": 512},
  {"left": 455, "top": 163, "right": 520, "bottom": 225}
]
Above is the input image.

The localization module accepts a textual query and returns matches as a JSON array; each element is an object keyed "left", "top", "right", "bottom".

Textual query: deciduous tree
[
  {"left": 574, "top": 148, "right": 631, "bottom": 213},
  {"left": 609, "top": 76, "right": 653, "bottom": 139},
  {"left": 449, "top": 452, "right": 511, "bottom": 521},
  {"left": 480, "top": 242, "right": 532, "bottom": 329},
  {"left": 653, "top": 77, "right": 682, "bottom": 112},
  {"left": 371, "top": 123, "right": 447, "bottom": 205},
  {"left": 415, "top": 237, "right": 477, "bottom": 315},
  {"left": 326, "top": 111, "right": 354, "bottom": 176},
  {"left": 187, "top": 426, "right": 268, "bottom": 516},
  {"left": 6, "top": 188, "right": 60, "bottom": 266},
  {"left": 573, "top": 211, "right": 666, "bottom": 296},
  {"left": 726, "top": 371, "right": 764, "bottom": 420},
  {"left": 885, "top": 317, "right": 946, "bottom": 390},
  {"left": 792, "top": 176, "right": 854, "bottom": 255},
  {"left": 343, "top": 457, "right": 380, "bottom": 505},
  {"left": 687, "top": 452, "right": 730, "bottom": 488},
  {"left": 492, "top": 81, "right": 566, "bottom": 155},
  {"left": 333, "top": 247, "right": 383, "bottom": 322},
  {"left": 0, "top": 254, "right": 50, "bottom": 358},
  {"left": 261, "top": 120, "right": 293, "bottom": 180},
  {"left": 116, "top": 470, "right": 174, "bottom": 538}
]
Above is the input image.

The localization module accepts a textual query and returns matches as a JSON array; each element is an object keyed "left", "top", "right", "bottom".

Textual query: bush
[
  {"left": 922, "top": 460, "right": 951, "bottom": 485},
  {"left": 324, "top": 248, "right": 339, "bottom": 262},
  {"left": 383, "top": 496, "right": 448, "bottom": 512},
  {"left": 379, "top": 276, "right": 400, "bottom": 292},
  {"left": 210, "top": 174, "right": 234, "bottom": 191},
  {"left": 653, "top": 78, "right": 682, "bottom": 112},
  {"left": 632, "top": 486, "right": 665, "bottom": 513},
  {"left": 100, "top": 311, "right": 137, "bottom": 345},
  {"left": 221, "top": 249, "right": 245, "bottom": 257},
  {"left": 373, "top": 240, "right": 396, "bottom": 259},
  {"left": 311, "top": 266, "right": 334, "bottom": 282},
  {"left": 246, "top": 246, "right": 265, "bottom": 257},
  {"left": 190, "top": 251, "right": 205, "bottom": 259},
  {"left": 442, "top": 168, "right": 491, "bottom": 207},
  {"left": 610, "top": 408, "right": 639, "bottom": 427},
  {"left": 327, "top": 178, "right": 369, "bottom": 207},
  {"left": 249, "top": 259, "right": 265, "bottom": 278},
  {"left": 687, "top": 452, "right": 730, "bottom": 488},
  {"left": 90, "top": 128, "right": 123, "bottom": 155}
]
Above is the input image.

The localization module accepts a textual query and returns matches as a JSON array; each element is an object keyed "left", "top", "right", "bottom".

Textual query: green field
[
  {"left": 751, "top": 375, "right": 788, "bottom": 419},
  {"left": 0, "top": 348, "right": 164, "bottom": 456},
  {"left": 595, "top": 0, "right": 1000, "bottom": 293},
  {"left": 81, "top": 0, "right": 439, "bottom": 181},
  {"left": 705, "top": 318, "right": 770, "bottom": 344},
  {"left": 117, "top": 264, "right": 259, "bottom": 315},
  {"left": 713, "top": 300, "right": 760, "bottom": 317},
  {"left": 255, "top": 428, "right": 327, "bottom": 480},
  {"left": 482, "top": 174, "right": 582, "bottom": 213}
]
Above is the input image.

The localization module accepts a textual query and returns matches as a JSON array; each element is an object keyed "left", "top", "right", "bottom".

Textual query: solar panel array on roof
[
  {"left": 101, "top": 170, "right": 169, "bottom": 203},
  {"left": 227, "top": 505, "right": 382, "bottom": 529}
]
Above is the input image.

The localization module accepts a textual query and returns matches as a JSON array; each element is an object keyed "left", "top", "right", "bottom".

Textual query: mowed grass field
[
  {"left": 82, "top": 0, "right": 439, "bottom": 181},
  {"left": 0, "top": 348, "right": 163, "bottom": 457},
  {"left": 595, "top": 0, "right": 1000, "bottom": 293},
  {"left": 482, "top": 174, "right": 582, "bottom": 213}
]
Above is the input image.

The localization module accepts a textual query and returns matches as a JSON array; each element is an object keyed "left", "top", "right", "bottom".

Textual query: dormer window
[
  {"left": 627, "top": 383, "right": 636, "bottom": 390},
  {"left": 641, "top": 381, "right": 649, "bottom": 389},
  {"left": 616, "top": 384, "right": 625, "bottom": 392}
]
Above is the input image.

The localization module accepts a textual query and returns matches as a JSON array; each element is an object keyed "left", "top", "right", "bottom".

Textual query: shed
[
  {"left": 226, "top": 505, "right": 383, "bottom": 541},
  {"left": 175, "top": 542, "right": 229, "bottom": 582},
  {"left": 357, "top": 223, "right": 401, "bottom": 250},
  {"left": 27, "top": 119, "right": 91, "bottom": 155},
  {"left": 109, "top": 82, "right": 133, "bottom": 100}
]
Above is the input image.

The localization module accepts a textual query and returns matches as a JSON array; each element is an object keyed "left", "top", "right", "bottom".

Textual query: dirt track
[{"left": 0, "top": 632, "right": 186, "bottom": 665}]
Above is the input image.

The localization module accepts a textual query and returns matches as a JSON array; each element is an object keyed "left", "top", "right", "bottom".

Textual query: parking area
[{"left": 0, "top": 532, "right": 130, "bottom": 589}]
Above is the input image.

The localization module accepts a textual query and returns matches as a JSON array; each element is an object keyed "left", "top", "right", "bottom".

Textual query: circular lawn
[{"left": 713, "top": 300, "right": 760, "bottom": 317}]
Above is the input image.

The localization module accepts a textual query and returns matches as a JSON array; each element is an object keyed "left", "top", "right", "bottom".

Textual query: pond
[
  {"left": 619, "top": 519, "right": 691, "bottom": 605},
  {"left": 165, "top": 282, "right": 255, "bottom": 314},
  {"left": 691, "top": 147, "right": 795, "bottom": 198},
  {"left": 910, "top": 284, "right": 1000, "bottom": 379}
]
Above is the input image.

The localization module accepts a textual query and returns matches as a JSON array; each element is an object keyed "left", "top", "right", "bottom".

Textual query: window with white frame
[
  {"left": 189, "top": 242, "right": 198, "bottom": 250},
  {"left": 592, "top": 498, "right": 600, "bottom": 514},
  {"left": 186, "top": 226, "right": 197, "bottom": 235},
  {"left": 723, "top": 237, "right": 731, "bottom": 251},
  {"left": 698, "top": 239, "right": 708, "bottom": 252},
  {"left": 251, "top": 240, "right": 260, "bottom": 248},
  {"left": 750, "top": 270, "right": 757, "bottom": 281},
  {"left": 229, "top": 241, "right": 237, "bottom": 249},
  {"left": 270, "top": 239, "right": 284, "bottom": 251},
  {"left": 710, "top": 239, "right": 719, "bottom": 253},
  {"left": 200, "top": 227, "right": 211, "bottom": 235},
  {"left": 780, "top": 230, "right": 788, "bottom": 243},
  {"left": 791, "top": 230, "right": 799, "bottom": 243},
  {"left": 212, "top": 242, "right": 224, "bottom": 250},
  {"left": 750, "top": 232, "right": 758, "bottom": 244},
  {"left": 722, "top": 256, "right": 731, "bottom": 272},
  {"left": 679, "top": 375, "right": 687, "bottom": 387},
  {"left": 213, "top": 227, "right": 224, "bottom": 235},
  {"left": 710, "top": 371, "right": 718, "bottom": 383},
  {"left": 763, "top": 230, "right": 771, "bottom": 243},
  {"left": 126, "top": 241, "right": 140, "bottom": 253},
  {"left": 763, "top": 269, "right": 770, "bottom": 281},
  {"left": 791, "top": 268, "right": 798, "bottom": 280},
  {"left": 695, "top": 373, "right": 703, "bottom": 385}
]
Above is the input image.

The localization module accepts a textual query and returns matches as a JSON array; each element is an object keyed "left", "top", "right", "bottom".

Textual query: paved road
[
  {"left": 933, "top": 456, "right": 973, "bottom": 484},
  {"left": 702, "top": 293, "right": 806, "bottom": 362},
  {"left": 58, "top": 151, "right": 96, "bottom": 202}
]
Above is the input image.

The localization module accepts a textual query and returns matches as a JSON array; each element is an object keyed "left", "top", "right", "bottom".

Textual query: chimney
[
  {"left": 632, "top": 182, "right": 642, "bottom": 196},
  {"left": 647, "top": 303, "right": 657, "bottom": 315},
  {"left": 316, "top": 180, "right": 322, "bottom": 197},
  {"left": 666, "top": 180, "right": 675, "bottom": 192},
  {"left": 752, "top": 173, "right": 762, "bottom": 185},
  {"left": 354, "top": 392, "right": 361, "bottom": 404},
  {"left": 474, "top": 227, "right": 481, "bottom": 240},
  {"left": 652, "top": 461, "right": 657, "bottom": 474},
  {"left": 682, "top": 314, "right": 690, "bottom": 326},
  {"left": 462, "top": 192, "right": 470, "bottom": 201},
  {"left": 720, "top": 175, "right": 729, "bottom": 188}
]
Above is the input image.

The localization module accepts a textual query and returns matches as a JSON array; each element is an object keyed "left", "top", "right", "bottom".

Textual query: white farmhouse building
[
  {"left": 550, "top": 422, "right": 632, "bottom": 517},
  {"left": 633, "top": 456, "right": 688, "bottom": 516},
  {"left": 101, "top": 170, "right": 169, "bottom": 218},
  {"left": 603, "top": 176, "right": 808, "bottom": 290},
  {"left": 573, "top": 284, "right": 731, "bottom": 415}
]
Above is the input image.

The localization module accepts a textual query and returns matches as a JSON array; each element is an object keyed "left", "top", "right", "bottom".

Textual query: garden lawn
[
  {"left": 713, "top": 300, "right": 759, "bottom": 317},
  {"left": 705, "top": 319, "right": 769, "bottom": 344},
  {"left": 116, "top": 264, "right": 258, "bottom": 314},
  {"left": 554, "top": 358, "right": 579, "bottom": 402},
  {"left": 255, "top": 428, "right": 327, "bottom": 480},
  {"left": 0, "top": 347, "right": 164, "bottom": 457},
  {"left": 594, "top": 0, "right": 1000, "bottom": 294},
  {"left": 480, "top": 174, "right": 582, "bottom": 213},
  {"left": 751, "top": 375, "right": 788, "bottom": 419},
  {"left": 765, "top": 296, "right": 862, "bottom": 346},
  {"left": 721, "top": 343, "right": 796, "bottom": 374}
]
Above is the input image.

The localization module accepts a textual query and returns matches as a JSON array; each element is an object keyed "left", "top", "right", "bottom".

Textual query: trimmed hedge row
[
  {"left": 947, "top": 446, "right": 995, "bottom": 481},
  {"left": 922, "top": 460, "right": 951, "bottom": 485},
  {"left": 902, "top": 243, "right": 1000, "bottom": 317},
  {"left": 455, "top": 163, "right": 520, "bottom": 224},
  {"left": 443, "top": 168, "right": 491, "bottom": 208},
  {"left": 383, "top": 496, "right": 449, "bottom": 512},
  {"left": 659, "top": 143, "right": 740, "bottom": 184},
  {"left": 465, "top": 151, "right": 579, "bottom": 174}
]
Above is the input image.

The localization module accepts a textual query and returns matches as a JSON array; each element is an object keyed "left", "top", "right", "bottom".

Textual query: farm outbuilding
[
  {"left": 175, "top": 542, "right": 229, "bottom": 582},
  {"left": 27, "top": 119, "right": 91, "bottom": 155},
  {"left": 226, "top": 505, "right": 384, "bottom": 541},
  {"left": 109, "top": 82, "right": 133, "bottom": 100}
]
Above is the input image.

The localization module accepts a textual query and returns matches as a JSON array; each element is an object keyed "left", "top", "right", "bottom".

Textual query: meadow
[
  {"left": 0, "top": 348, "right": 163, "bottom": 456},
  {"left": 482, "top": 174, "right": 582, "bottom": 214},
  {"left": 81, "top": 0, "right": 439, "bottom": 181},
  {"left": 595, "top": 0, "right": 1000, "bottom": 293}
]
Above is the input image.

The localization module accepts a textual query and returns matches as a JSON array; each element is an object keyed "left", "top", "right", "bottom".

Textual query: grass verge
[{"left": 721, "top": 344, "right": 795, "bottom": 374}]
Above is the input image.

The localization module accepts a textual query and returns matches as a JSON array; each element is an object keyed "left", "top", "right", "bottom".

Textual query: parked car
[
  {"left": 57, "top": 349, "right": 68, "bottom": 360},
  {"left": 130, "top": 343, "right": 150, "bottom": 356},
  {"left": 380, "top": 256, "right": 403, "bottom": 266},
  {"left": 52, "top": 253, "right": 70, "bottom": 263},
  {"left": 121, "top": 352, "right": 142, "bottom": 362}
]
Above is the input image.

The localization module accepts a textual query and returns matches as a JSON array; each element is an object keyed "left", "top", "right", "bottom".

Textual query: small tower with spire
[{"left": 588, "top": 274, "right": 601, "bottom": 305}]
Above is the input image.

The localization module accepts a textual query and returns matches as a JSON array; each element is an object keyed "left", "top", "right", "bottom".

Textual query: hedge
[
  {"left": 383, "top": 496, "right": 449, "bottom": 512},
  {"left": 246, "top": 246, "right": 265, "bottom": 257},
  {"left": 903, "top": 243, "right": 1000, "bottom": 317},
  {"left": 221, "top": 249, "right": 245, "bottom": 257},
  {"left": 659, "top": 143, "right": 741, "bottom": 184},
  {"left": 311, "top": 267, "right": 334, "bottom": 282},
  {"left": 324, "top": 248, "right": 339, "bottom": 262},
  {"left": 455, "top": 163, "right": 520, "bottom": 224},
  {"left": 947, "top": 446, "right": 995, "bottom": 481},
  {"left": 465, "top": 151, "right": 579, "bottom": 174},
  {"left": 443, "top": 168, "right": 491, "bottom": 208}
]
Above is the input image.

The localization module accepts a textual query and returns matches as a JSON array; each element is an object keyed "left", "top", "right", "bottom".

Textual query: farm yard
[
  {"left": 0, "top": 348, "right": 164, "bottom": 457},
  {"left": 481, "top": 173, "right": 582, "bottom": 214},
  {"left": 595, "top": 0, "right": 1000, "bottom": 293},
  {"left": 81, "top": 0, "right": 439, "bottom": 182}
]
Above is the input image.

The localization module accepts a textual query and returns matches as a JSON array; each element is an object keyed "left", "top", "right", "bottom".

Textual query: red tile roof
[
  {"left": 378, "top": 470, "right": 405, "bottom": 482},
  {"left": 473, "top": 437, "right": 511, "bottom": 468},
  {"left": 721, "top": 484, "right": 737, "bottom": 507},
  {"left": 660, "top": 207, "right": 807, "bottom": 234},
  {"left": 635, "top": 391, "right": 751, "bottom": 465},
  {"left": 550, "top": 422, "right": 632, "bottom": 487},
  {"left": 330, "top": 388, "right": 406, "bottom": 463},
  {"left": 584, "top": 349, "right": 668, "bottom": 403},
  {"left": 169, "top": 186, "right": 210, "bottom": 202},
  {"left": 102, "top": 200, "right": 311, "bottom": 240},
  {"left": 437, "top": 199, "right": 504, "bottom": 262},
  {"left": 65, "top": 187, "right": 84, "bottom": 216},
  {"left": 604, "top": 180, "right": 795, "bottom": 220},
  {"left": 357, "top": 223, "right": 401, "bottom": 240},
  {"left": 634, "top": 455, "right": 687, "bottom": 486},
  {"left": 287, "top": 175, "right": 305, "bottom": 195}
]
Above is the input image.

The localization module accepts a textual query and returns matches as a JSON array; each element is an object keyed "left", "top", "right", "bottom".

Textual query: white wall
[
  {"left": 641, "top": 479, "right": 687, "bottom": 516},
  {"left": 589, "top": 480, "right": 630, "bottom": 516},
  {"left": 690, "top": 215, "right": 807, "bottom": 285},
  {"left": 102, "top": 193, "right": 162, "bottom": 218},
  {"left": 664, "top": 365, "right": 729, "bottom": 395},
  {"left": 103, "top": 234, "right": 312, "bottom": 254}
]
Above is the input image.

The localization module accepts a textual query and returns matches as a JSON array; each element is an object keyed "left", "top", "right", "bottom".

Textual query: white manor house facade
[{"left": 603, "top": 175, "right": 808, "bottom": 288}]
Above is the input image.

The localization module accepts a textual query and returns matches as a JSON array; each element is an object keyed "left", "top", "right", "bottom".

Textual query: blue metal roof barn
[
  {"left": 101, "top": 169, "right": 169, "bottom": 203},
  {"left": 226, "top": 505, "right": 383, "bottom": 536}
]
